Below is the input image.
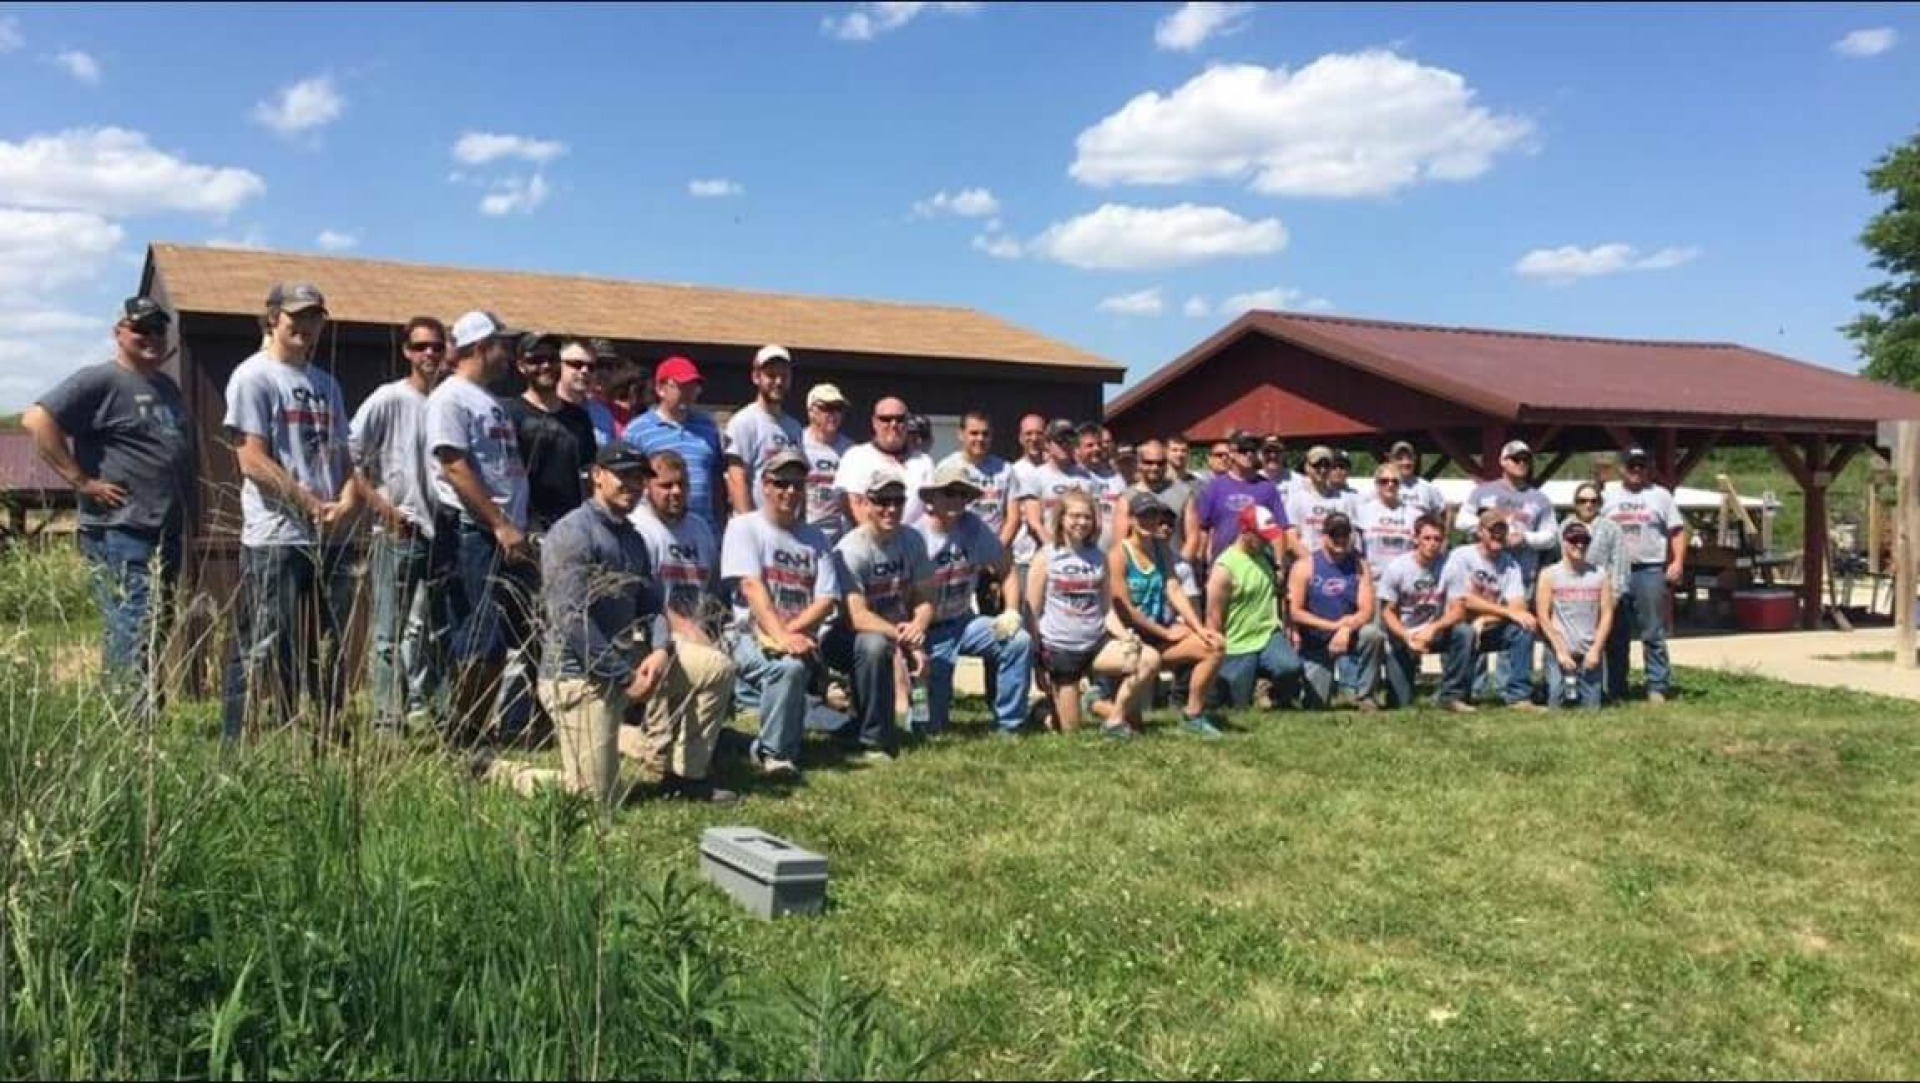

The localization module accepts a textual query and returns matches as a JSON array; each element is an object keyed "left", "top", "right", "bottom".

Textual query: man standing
[
  {"left": 937, "top": 411, "right": 1018, "bottom": 554},
  {"left": 1602, "top": 446, "right": 1686, "bottom": 704},
  {"left": 1259, "top": 436, "right": 1293, "bottom": 495},
  {"left": 1376, "top": 515, "right": 1461, "bottom": 709},
  {"left": 426, "top": 311, "right": 530, "bottom": 747},
  {"left": 833, "top": 396, "right": 914, "bottom": 532},
  {"left": 1389, "top": 440, "right": 1448, "bottom": 520},
  {"left": 801, "top": 383, "right": 854, "bottom": 544},
  {"left": 722, "top": 449, "right": 841, "bottom": 777},
  {"left": 1166, "top": 436, "right": 1194, "bottom": 486},
  {"left": 581, "top": 338, "right": 625, "bottom": 447},
  {"left": 916, "top": 462, "right": 1033, "bottom": 737},
  {"left": 221, "top": 283, "right": 357, "bottom": 744},
  {"left": 1287, "top": 512, "right": 1385, "bottom": 709},
  {"left": 1192, "top": 431, "right": 1297, "bottom": 564},
  {"left": 1287, "top": 445, "right": 1361, "bottom": 553},
  {"left": 1023, "top": 419, "right": 1096, "bottom": 550},
  {"left": 623, "top": 356, "right": 724, "bottom": 532},
  {"left": 348, "top": 315, "right": 447, "bottom": 734},
  {"left": 1132, "top": 438, "right": 1201, "bottom": 642},
  {"left": 1454, "top": 440, "right": 1559, "bottom": 589},
  {"left": 25, "top": 296, "right": 196, "bottom": 721},
  {"left": 724, "top": 344, "right": 805, "bottom": 516},
  {"left": 828, "top": 469, "right": 934, "bottom": 757},
  {"left": 1008, "top": 413, "right": 1051, "bottom": 600},
  {"left": 1077, "top": 422, "right": 1130, "bottom": 545},
  {"left": 1436, "top": 511, "right": 1543, "bottom": 713},
  {"left": 625, "top": 450, "right": 738, "bottom": 802}
]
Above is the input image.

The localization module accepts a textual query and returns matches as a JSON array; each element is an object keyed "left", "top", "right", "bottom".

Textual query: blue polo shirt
[{"left": 622, "top": 407, "right": 723, "bottom": 532}]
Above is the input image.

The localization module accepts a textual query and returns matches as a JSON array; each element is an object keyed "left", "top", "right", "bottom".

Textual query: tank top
[
  {"left": 1548, "top": 561, "right": 1606, "bottom": 654},
  {"left": 1123, "top": 540, "right": 1169, "bottom": 626},
  {"left": 1218, "top": 546, "right": 1280, "bottom": 656},
  {"left": 1038, "top": 544, "right": 1108, "bottom": 654},
  {"left": 1301, "top": 549, "right": 1363, "bottom": 651}
]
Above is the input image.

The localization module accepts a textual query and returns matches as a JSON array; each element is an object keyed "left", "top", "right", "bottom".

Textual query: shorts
[{"left": 1040, "top": 633, "right": 1111, "bottom": 684}]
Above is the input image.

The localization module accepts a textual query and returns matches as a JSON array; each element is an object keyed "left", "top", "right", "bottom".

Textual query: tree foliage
[{"left": 1844, "top": 128, "right": 1920, "bottom": 390}]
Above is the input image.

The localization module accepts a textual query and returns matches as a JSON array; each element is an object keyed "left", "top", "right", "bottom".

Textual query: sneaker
[
  {"left": 1181, "top": 714, "right": 1224, "bottom": 740},
  {"left": 860, "top": 746, "right": 897, "bottom": 765},
  {"left": 1100, "top": 723, "right": 1136, "bottom": 741},
  {"left": 752, "top": 744, "right": 800, "bottom": 777},
  {"left": 1440, "top": 699, "right": 1478, "bottom": 714},
  {"left": 1647, "top": 691, "right": 1668, "bottom": 706}
]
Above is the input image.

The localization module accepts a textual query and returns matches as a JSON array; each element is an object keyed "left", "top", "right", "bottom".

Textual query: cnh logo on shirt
[{"left": 771, "top": 549, "right": 814, "bottom": 570}]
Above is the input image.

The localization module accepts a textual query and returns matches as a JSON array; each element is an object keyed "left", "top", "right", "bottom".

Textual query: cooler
[{"left": 1732, "top": 588, "right": 1799, "bottom": 632}]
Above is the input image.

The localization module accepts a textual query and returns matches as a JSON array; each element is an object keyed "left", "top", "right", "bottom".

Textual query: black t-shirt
[
  {"left": 36, "top": 361, "right": 197, "bottom": 534},
  {"left": 502, "top": 396, "right": 596, "bottom": 531}
]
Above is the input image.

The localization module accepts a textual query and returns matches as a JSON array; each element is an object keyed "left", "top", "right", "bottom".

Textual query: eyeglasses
[
  {"left": 405, "top": 340, "right": 445, "bottom": 353},
  {"left": 874, "top": 414, "right": 908, "bottom": 425},
  {"left": 1375, "top": 477, "right": 1399, "bottom": 486},
  {"left": 1575, "top": 496, "right": 1600, "bottom": 506},
  {"left": 766, "top": 477, "right": 806, "bottom": 491}
]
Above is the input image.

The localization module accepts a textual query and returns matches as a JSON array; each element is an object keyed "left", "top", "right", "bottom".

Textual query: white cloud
[
  {"left": 824, "top": 1, "right": 980, "bottom": 42},
  {"left": 912, "top": 186, "right": 1001, "bottom": 218},
  {"left": 1513, "top": 243, "right": 1700, "bottom": 284},
  {"left": 0, "top": 306, "right": 115, "bottom": 410},
  {"left": 688, "top": 178, "right": 744, "bottom": 198},
  {"left": 1833, "top": 27, "right": 1897, "bottom": 57},
  {"left": 1071, "top": 52, "right": 1534, "bottom": 198},
  {"left": 453, "top": 131, "right": 568, "bottom": 166},
  {"left": 0, "top": 16, "right": 22, "bottom": 53},
  {"left": 1021, "top": 202, "right": 1287, "bottom": 270},
  {"left": 315, "top": 229, "right": 359, "bottom": 251},
  {"left": 0, "top": 128, "right": 265, "bottom": 217},
  {"left": 53, "top": 50, "right": 100, "bottom": 84},
  {"left": 1182, "top": 295, "right": 1211, "bottom": 317},
  {"left": 250, "top": 75, "right": 345, "bottom": 139},
  {"left": 479, "top": 173, "right": 551, "bottom": 216},
  {"left": 0, "top": 209, "right": 124, "bottom": 292},
  {"left": 206, "top": 226, "right": 269, "bottom": 251},
  {"left": 1096, "top": 288, "right": 1166, "bottom": 317},
  {"left": 1155, "top": 2, "right": 1254, "bottom": 52},
  {"left": 1217, "top": 286, "right": 1333, "bottom": 315},
  {"left": 972, "top": 231, "right": 1024, "bottom": 259}
]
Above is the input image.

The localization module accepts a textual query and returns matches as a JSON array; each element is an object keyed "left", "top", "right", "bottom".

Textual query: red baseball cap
[
  {"left": 655, "top": 356, "right": 703, "bottom": 385},
  {"left": 1238, "top": 504, "right": 1287, "bottom": 542}
]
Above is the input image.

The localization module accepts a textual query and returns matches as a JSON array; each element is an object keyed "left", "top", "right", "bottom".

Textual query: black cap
[
  {"left": 594, "top": 440, "right": 651, "bottom": 474},
  {"left": 1262, "top": 434, "right": 1286, "bottom": 450},
  {"left": 1331, "top": 449, "right": 1352, "bottom": 467},
  {"left": 588, "top": 337, "right": 620, "bottom": 360},
  {"left": 1324, "top": 511, "right": 1354, "bottom": 536},
  {"left": 1229, "top": 429, "right": 1261, "bottom": 453},
  {"left": 1562, "top": 520, "right": 1592, "bottom": 543},
  {"left": 1046, "top": 419, "right": 1077, "bottom": 445},
  {"left": 120, "top": 296, "right": 171, "bottom": 330},
  {"left": 519, "top": 331, "right": 561, "bottom": 356},
  {"left": 1128, "top": 491, "right": 1173, "bottom": 522},
  {"left": 1624, "top": 446, "right": 1651, "bottom": 464},
  {"left": 265, "top": 282, "right": 327, "bottom": 313},
  {"left": 906, "top": 414, "right": 933, "bottom": 440}
]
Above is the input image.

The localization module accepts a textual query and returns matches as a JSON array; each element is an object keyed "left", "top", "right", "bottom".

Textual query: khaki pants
[
  {"left": 618, "top": 641, "right": 734, "bottom": 780},
  {"left": 489, "top": 678, "right": 629, "bottom": 805}
]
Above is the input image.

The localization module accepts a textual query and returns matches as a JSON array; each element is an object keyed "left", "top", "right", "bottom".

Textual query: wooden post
[
  {"left": 1867, "top": 477, "right": 1883, "bottom": 576},
  {"left": 1897, "top": 420, "right": 1917, "bottom": 670},
  {"left": 1805, "top": 435, "right": 1829, "bottom": 630}
]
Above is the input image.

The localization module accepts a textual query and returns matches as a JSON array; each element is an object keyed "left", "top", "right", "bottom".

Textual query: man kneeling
[{"left": 916, "top": 462, "right": 1034, "bottom": 737}]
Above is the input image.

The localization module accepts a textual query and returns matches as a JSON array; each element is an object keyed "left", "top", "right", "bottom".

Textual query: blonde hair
[{"left": 1051, "top": 489, "right": 1100, "bottom": 549}]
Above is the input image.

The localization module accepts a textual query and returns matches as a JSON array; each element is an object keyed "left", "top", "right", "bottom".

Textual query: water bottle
[{"left": 908, "top": 680, "right": 931, "bottom": 728}]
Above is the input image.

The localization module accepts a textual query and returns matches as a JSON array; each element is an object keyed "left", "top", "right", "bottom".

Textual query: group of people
[{"left": 22, "top": 285, "right": 1691, "bottom": 808}]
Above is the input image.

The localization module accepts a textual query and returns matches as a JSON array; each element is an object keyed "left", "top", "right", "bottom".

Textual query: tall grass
[{"left": 0, "top": 542, "right": 935, "bottom": 1080}]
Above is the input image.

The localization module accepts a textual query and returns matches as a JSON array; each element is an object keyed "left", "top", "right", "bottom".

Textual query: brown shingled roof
[
  {"left": 145, "top": 244, "right": 1122, "bottom": 375},
  {"left": 0, "top": 431, "right": 72, "bottom": 494},
  {"left": 1107, "top": 309, "right": 1920, "bottom": 429}
]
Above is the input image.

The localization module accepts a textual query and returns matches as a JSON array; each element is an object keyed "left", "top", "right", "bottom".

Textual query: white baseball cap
[
  {"left": 1501, "top": 439, "right": 1533, "bottom": 459},
  {"left": 754, "top": 343, "right": 793, "bottom": 368},
  {"left": 806, "top": 383, "right": 847, "bottom": 409},
  {"left": 451, "top": 310, "right": 513, "bottom": 349}
]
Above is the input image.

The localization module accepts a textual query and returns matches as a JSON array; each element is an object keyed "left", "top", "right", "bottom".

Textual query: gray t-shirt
[
  {"left": 425, "top": 375, "right": 529, "bottom": 530},
  {"left": 1037, "top": 543, "right": 1110, "bottom": 654},
  {"left": 222, "top": 352, "right": 350, "bottom": 548},
  {"left": 802, "top": 430, "right": 852, "bottom": 543},
  {"left": 1377, "top": 551, "right": 1449, "bottom": 634},
  {"left": 1402, "top": 476, "right": 1448, "bottom": 519},
  {"left": 1138, "top": 477, "right": 1193, "bottom": 526},
  {"left": 1603, "top": 484, "right": 1682, "bottom": 566},
  {"left": 917, "top": 513, "right": 1005, "bottom": 624},
  {"left": 1009, "top": 457, "right": 1048, "bottom": 565},
  {"left": 1458, "top": 480, "right": 1559, "bottom": 583},
  {"left": 1544, "top": 561, "right": 1607, "bottom": 655},
  {"left": 1441, "top": 543, "right": 1525, "bottom": 609},
  {"left": 1031, "top": 462, "right": 1096, "bottom": 541},
  {"left": 724, "top": 403, "right": 805, "bottom": 509},
  {"left": 720, "top": 511, "right": 839, "bottom": 631},
  {"left": 630, "top": 502, "right": 718, "bottom": 622},
  {"left": 349, "top": 378, "right": 435, "bottom": 537},
  {"left": 1286, "top": 484, "right": 1361, "bottom": 552},
  {"left": 36, "top": 361, "right": 195, "bottom": 534},
  {"left": 937, "top": 452, "right": 1015, "bottom": 538},
  {"left": 834, "top": 526, "right": 932, "bottom": 625},
  {"left": 1355, "top": 498, "right": 1419, "bottom": 576},
  {"left": 1088, "top": 467, "right": 1128, "bottom": 548}
]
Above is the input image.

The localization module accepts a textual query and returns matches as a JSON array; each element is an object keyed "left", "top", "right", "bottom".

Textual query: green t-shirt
[{"left": 1219, "top": 546, "right": 1281, "bottom": 656}]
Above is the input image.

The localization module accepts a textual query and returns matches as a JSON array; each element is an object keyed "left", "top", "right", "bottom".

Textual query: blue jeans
[
  {"left": 1299, "top": 624, "right": 1386, "bottom": 708},
  {"left": 366, "top": 531, "right": 445, "bottom": 729},
  {"left": 1439, "top": 621, "right": 1535, "bottom": 706},
  {"left": 1382, "top": 638, "right": 1444, "bottom": 708},
  {"left": 1218, "top": 632, "right": 1304, "bottom": 709},
  {"left": 1607, "top": 565, "right": 1671, "bottom": 699},
  {"left": 1544, "top": 651, "right": 1604, "bottom": 709},
  {"left": 927, "top": 616, "right": 1035, "bottom": 733},
  {"left": 222, "top": 544, "right": 356, "bottom": 742},
  {"left": 729, "top": 632, "right": 821, "bottom": 763},
  {"left": 78, "top": 527, "right": 181, "bottom": 721},
  {"left": 821, "top": 626, "right": 900, "bottom": 752}
]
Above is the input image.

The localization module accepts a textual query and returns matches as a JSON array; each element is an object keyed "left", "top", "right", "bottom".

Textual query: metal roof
[{"left": 0, "top": 431, "right": 72, "bottom": 494}]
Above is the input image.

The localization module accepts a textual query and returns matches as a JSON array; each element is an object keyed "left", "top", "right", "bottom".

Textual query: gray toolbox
[{"left": 698, "top": 827, "right": 829, "bottom": 919}]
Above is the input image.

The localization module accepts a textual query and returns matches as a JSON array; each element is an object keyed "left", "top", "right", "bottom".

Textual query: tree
[{"left": 1844, "top": 129, "right": 1920, "bottom": 390}]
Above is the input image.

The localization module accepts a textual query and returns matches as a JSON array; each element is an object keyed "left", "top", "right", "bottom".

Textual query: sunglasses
[
  {"left": 127, "top": 321, "right": 170, "bottom": 337},
  {"left": 1486, "top": 524, "right": 1510, "bottom": 535},
  {"left": 1308, "top": 460, "right": 1332, "bottom": 470},
  {"left": 405, "top": 340, "right": 445, "bottom": 352},
  {"left": 1375, "top": 477, "right": 1399, "bottom": 485},
  {"left": 871, "top": 495, "right": 907, "bottom": 508},
  {"left": 522, "top": 354, "right": 560, "bottom": 367},
  {"left": 1327, "top": 528, "right": 1354, "bottom": 541},
  {"left": 1575, "top": 496, "right": 1600, "bottom": 506},
  {"left": 1565, "top": 536, "right": 1591, "bottom": 545},
  {"left": 562, "top": 359, "right": 591, "bottom": 370},
  {"left": 1138, "top": 458, "right": 1168, "bottom": 467},
  {"left": 766, "top": 477, "right": 806, "bottom": 491},
  {"left": 874, "top": 414, "right": 908, "bottom": 425}
]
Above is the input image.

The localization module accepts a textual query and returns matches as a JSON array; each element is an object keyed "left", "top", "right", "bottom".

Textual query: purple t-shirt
[{"left": 1196, "top": 475, "right": 1289, "bottom": 558}]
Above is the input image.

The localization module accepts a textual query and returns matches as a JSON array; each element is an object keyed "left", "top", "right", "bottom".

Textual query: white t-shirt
[
  {"left": 833, "top": 526, "right": 933, "bottom": 625},
  {"left": 349, "top": 378, "right": 435, "bottom": 537},
  {"left": 1401, "top": 476, "right": 1448, "bottom": 519},
  {"left": 1603, "top": 483, "right": 1682, "bottom": 566},
  {"left": 833, "top": 442, "right": 906, "bottom": 505},
  {"left": 937, "top": 452, "right": 1015, "bottom": 538},
  {"left": 724, "top": 402, "right": 805, "bottom": 509},
  {"left": 1008, "top": 457, "right": 1049, "bottom": 565},
  {"left": 917, "top": 513, "right": 1006, "bottom": 624},
  {"left": 719, "top": 511, "right": 839, "bottom": 632},
  {"left": 1354, "top": 498, "right": 1420, "bottom": 576},
  {"left": 223, "top": 352, "right": 351, "bottom": 548},
  {"left": 1286, "top": 485, "right": 1360, "bottom": 553},
  {"left": 1441, "top": 543, "right": 1525, "bottom": 608},
  {"left": 630, "top": 502, "right": 718, "bottom": 621},
  {"left": 1377, "top": 551, "right": 1449, "bottom": 633},
  {"left": 425, "top": 374, "right": 529, "bottom": 530},
  {"left": 802, "top": 429, "right": 852, "bottom": 543}
]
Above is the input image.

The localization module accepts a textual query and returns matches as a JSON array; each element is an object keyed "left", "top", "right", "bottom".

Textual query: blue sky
[{"left": 1, "top": 1, "right": 1915, "bottom": 409}]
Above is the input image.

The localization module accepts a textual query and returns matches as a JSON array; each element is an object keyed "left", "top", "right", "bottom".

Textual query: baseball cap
[
  {"left": 589, "top": 337, "right": 621, "bottom": 360},
  {"left": 763, "top": 448, "right": 808, "bottom": 476},
  {"left": 866, "top": 466, "right": 908, "bottom": 497},
  {"left": 1114, "top": 444, "right": 1137, "bottom": 461},
  {"left": 906, "top": 415, "right": 933, "bottom": 441},
  {"left": 1262, "top": 434, "right": 1286, "bottom": 450},
  {"left": 1129, "top": 491, "right": 1173, "bottom": 522},
  {"left": 920, "top": 461, "right": 984, "bottom": 500},
  {"left": 265, "top": 282, "right": 327, "bottom": 314},
  {"left": 1238, "top": 504, "right": 1287, "bottom": 542},
  {"left": 1331, "top": 449, "right": 1352, "bottom": 467},
  {"left": 1304, "top": 445, "right": 1335, "bottom": 468},
  {"left": 518, "top": 331, "right": 561, "bottom": 356},
  {"left": 806, "top": 383, "right": 848, "bottom": 409},
  {"left": 753, "top": 344, "right": 793, "bottom": 368},
  {"left": 1624, "top": 445, "right": 1651, "bottom": 465},
  {"left": 1501, "top": 440, "right": 1533, "bottom": 460},
  {"left": 1229, "top": 429, "right": 1262, "bottom": 453},
  {"left": 1046, "top": 419, "right": 1077, "bottom": 445},
  {"left": 120, "top": 296, "right": 171, "bottom": 331},
  {"left": 594, "top": 440, "right": 652, "bottom": 474},
  {"left": 450, "top": 310, "right": 513, "bottom": 350},
  {"left": 1477, "top": 509, "right": 1509, "bottom": 531},
  {"left": 1562, "top": 520, "right": 1592, "bottom": 543},
  {"left": 655, "top": 356, "right": 703, "bottom": 385},
  {"left": 1389, "top": 440, "right": 1417, "bottom": 458},
  {"left": 1324, "top": 511, "right": 1354, "bottom": 537}
]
